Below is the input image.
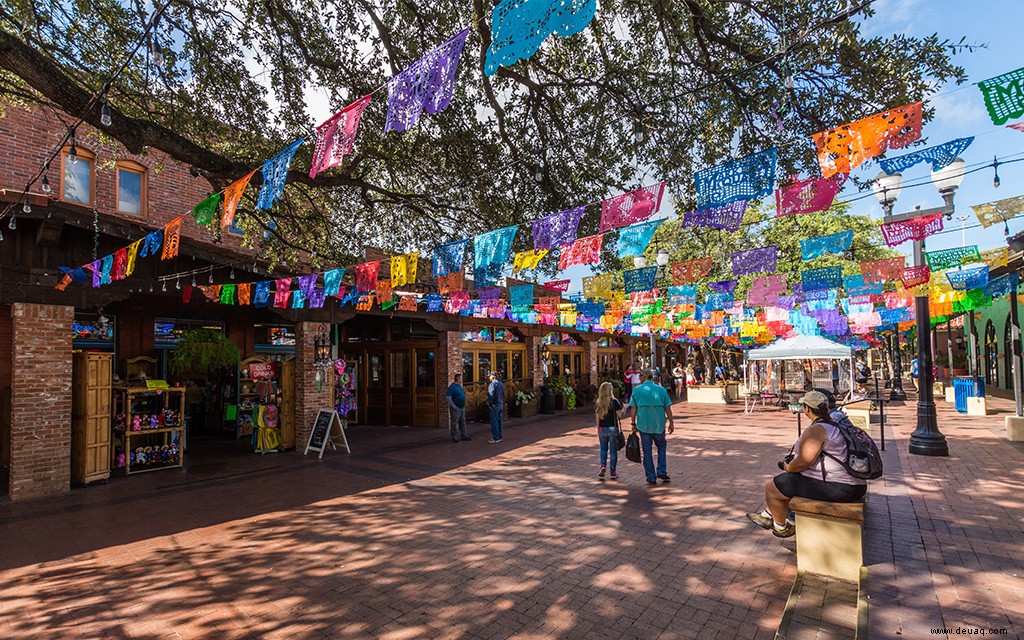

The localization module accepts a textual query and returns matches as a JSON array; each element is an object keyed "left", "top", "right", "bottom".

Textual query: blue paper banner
[
  {"left": 695, "top": 147, "right": 777, "bottom": 209},
  {"left": 668, "top": 285, "right": 697, "bottom": 303},
  {"left": 474, "top": 225, "right": 517, "bottom": 274},
  {"left": 433, "top": 239, "right": 469, "bottom": 277},
  {"left": 576, "top": 302, "right": 605, "bottom": 318},
  {"left": 623, "top": 266, "right": 658, "bottom": 293},
  {"left": 485, "top": 0, "right": 597, "bottom": 76},
  {"left": 946, "top": 266, "right": 989, "bottom": 291},
  {"left": 879, "top": 137, "right": 974, "bottom": 175},
  {"left": 984, "top": 273, "right": 1019, "bottom": 298},
  {"left": 139, "top": 229, "right": 164, "bottom": 258},
  {"left": 323, "top": 268, "right": 345, "bottom": 296},
  {"left": 705, "top": 292, "right": 735, "bottom": 310},
  {"left": 708, "top": 280, "right": 738, "bottom": 294},
  {"left": 843, "top": 274, "right": 883, "bottom": 297},
  {"left": 426, "top": 293, "right": 444, "bottom": 312},
  {"left": 800, "top": 230, "right": 853, "bottom": 261},
  {"left": 617, "top": 219, "right": 664, "bottom": 258},
  {"left": 510, "top": 284, "right": 534, "bottom": 307},
  {"left": 801, "top": 266, "right": 843, "bottom": 292},
  {"left": 257, "top": 138, "right": 304, "bottom": 210},
  {"left": 253, "top": 281, "right": 272, "bottom": 307}
]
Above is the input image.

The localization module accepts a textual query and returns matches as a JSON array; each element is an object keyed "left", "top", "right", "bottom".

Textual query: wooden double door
[{"left": 355, "top": 343, "right": 437, "bottom": 427}]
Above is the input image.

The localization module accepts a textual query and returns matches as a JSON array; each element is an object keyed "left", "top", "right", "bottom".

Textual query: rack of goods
[
  {"left": 112, "top": 386, "right": 186, "bottom": 475},
  {"left": 237, "top": 357, "right": 283, "bottom": 453}
]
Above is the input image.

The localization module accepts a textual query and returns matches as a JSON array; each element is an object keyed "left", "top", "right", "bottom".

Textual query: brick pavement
[{"left": 0, "top": 392, "right": 1021, "bottom": 640}]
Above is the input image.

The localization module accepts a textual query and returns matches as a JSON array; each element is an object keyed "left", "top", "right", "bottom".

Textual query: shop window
[
  {"left": 573, "top": 354, "right": 582, "bottom": 377},
  {"left": 416, "top": 350, "right": 435, "bottom": 388},
  {"left": 462, "top": 352, "right": 475, "bottom": 384},
  {"left": 61, "top": 146, "right": 95, "bottom": 206},
  {"left": 115, "top": 161, "right": 147, "bottom": 216},
  {"left": 462, "top": 327, "right": 493, "bottom": 342},
  {"left": 511, "top": 351, "right": 523, "bottom": 380},
  {"left": 477, "top": 352, "right": 492, "bottom": 383},
  {"left": 494, "top": 328, "right": 521, "bottom": 343},
  {"left": 72, "top": 311, "right": 116, "bottom": 350},
  {"left": 495, "top": 352, "right": 508, "bottom": 380},
  {"left": 391, "top": 351, "right": 409, "bottom": 388},
  {"left": 985, "top": 320, "right": 998, "bottom": 387}
]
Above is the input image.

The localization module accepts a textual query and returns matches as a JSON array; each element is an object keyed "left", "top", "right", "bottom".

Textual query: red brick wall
[
  {"left": 293, "top": 322, "right": 333, "bottom": 449},
  {"left": 0, "top": 102, "right": 248, "bottom": 252},
  {"left": 0, "top": 304, "right": 12, "bottom": 477},
  {"left": 9, "top": 303, "right": 73, "bottom": 501},
  {"left": 436, "top": 330, "right": 462, "bottom": 428}
]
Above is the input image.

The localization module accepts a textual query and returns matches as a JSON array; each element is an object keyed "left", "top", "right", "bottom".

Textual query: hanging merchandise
[
  {"left": 984, "top": 273, "right": 1019, "bottom": 298},
  {"left": 694, "top": 148, "right": 777, "bottom": 209},
  {"left": 513, "top": 249, "right": 548, "bottom": 272},
  {"left": 433, "top": 238, "right": 468, "bottom": 277},
  {"left": 978, "top": 66, "right": 1024, "bottom": 125},
  {"left": 221, "top": 170, "right": 257, "bottom": 228},
  {"left": 257, "top": 138, "right": 304, "bottom": 210},
  {"left": 599, "top": 182, "right": 666, "bottom": 232},
  {"left": 946, "top": 266, "right": 990, "bottom": 291},
  {"left": 681, "top": 200, "right": 749, "bottom": 232},
  {"left": 971, "top": 194, "right": 1024, "bottom": 228},
  {"left": 355, "top": 261, "right": 381, "bottom": 292},
  {"left": 558, "top": 233, "right": 604, "bottom": 269},
  {"left": 323, "top": 268, "right": 345, "bottom": 296},
  {"left": 800, "top": 230, "right": 853, "bottom": 261},
  {"left": 474, "top": 225, "right": 517, "bottom": 287},
  {"left": 310, "top": 95, "right": 371, "bottom": 178},
  {"left": 192, "top": 193, "right": 221, "bottom": 225},
  {"left": 880, "top": 213, "right": 943, "bottom": 247},
  {"left": 623, "top": 266, "right": 658, "bottom": 294},
  {"left": 731, "top": 246, "right": 777, "bottom": 276},
  {"left": 801, "top": 266, "right": 843, "bottom": 292},
  {"left": 533, "top": 206, "right": 585, "bottom": 250},
  {"left": 879, "top": 137, "right": 974, "bottom": 174},
  {"left": 616, "top": 219, "right": 664, "bottom": 258},
  {"left": 671, "top": 257, "right": 712, "bottom": 284},
  {"left": 925, "top": 246, "right": 980, "bottom": 271},
  {"left": 161, "top": 215, "right": 184, "bottom": 260},
  {"left": 485, "top": 0, "right": 596, "bottom": 76},
  {"left": 775, "top": 173, "right": 847, "bottom": 217},
  {"left": 386, "top": 29, "right": 469, "bottom": 132},
  {"left": 861, "top": 256, "right": 906, "bottom": 282},
  {"left": 813, "top": 102, "right": 923, "bottom": 178},
  {"left": 900, "top": 265, "right": 931, "bottom": 289},
  {"left": 582, "top": 273, "right": 614, "bottom": 300},
  {"left": 390, "top": 252, "right": 419, "bottom": 287}
]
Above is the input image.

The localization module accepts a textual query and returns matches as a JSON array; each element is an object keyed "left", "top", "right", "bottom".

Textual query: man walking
[
  {"left": 487, "top": 371, "right": 506, "bottom": 443},
  {"left": 447, "top": 373, "right": 470, "bottom": 442},
  {"left": 625, "top": 369, "right": 675, "bottom": 485}
]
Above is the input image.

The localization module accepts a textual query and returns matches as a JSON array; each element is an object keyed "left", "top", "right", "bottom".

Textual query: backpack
[{"left": 820, "top": 418, "right": 883, "bottom": 480}]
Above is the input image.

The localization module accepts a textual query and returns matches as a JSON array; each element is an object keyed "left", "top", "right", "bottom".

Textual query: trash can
[
  {"left": 952, "top": 377, "right": 984, "bottom": 414},
  {"left": 539, "top": 385, "right": 556, "bottom": 414}
]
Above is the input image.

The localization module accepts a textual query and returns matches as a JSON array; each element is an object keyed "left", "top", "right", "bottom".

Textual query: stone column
[
  {"left": 625, "top": 340, "right": 638, "bottom": 371},
  {"left": 526, "top": 334, "right": 544, "bottom": 388},
  {"left": 585, "top": 337, "right": 598, "bottom": 386},
  {"left": 437, "top": 330, "right": 462, "bottom": 428},
  {"left": 294, "top": 322, "right": 332, "bottom": 450},
  {"left": 9, "top": 303, "right": 74, "bottom": 500}
]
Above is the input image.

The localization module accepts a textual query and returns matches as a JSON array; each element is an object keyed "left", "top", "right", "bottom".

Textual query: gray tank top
[{"left": 799, "top": 421, "right": 868, "bottom": 486}]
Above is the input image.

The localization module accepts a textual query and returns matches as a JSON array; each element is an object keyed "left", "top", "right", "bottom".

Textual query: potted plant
[
  {"left": 170, "top": 330, "right": 240, "bottom": 378},
  {"left": 510, "top": 390, "right": 538, "bottom": 418},
  {"left": 563, "top": 385, "right": 577, "bottom": 410},
  {"left": 951, "top": 352, "right": 969, "bottom": 377},
  {"left": 548, "top": 375, "right": 568, "bottom": 411},
  {"left": 576, "top": 383, "right": 598, "bottom": 406}
]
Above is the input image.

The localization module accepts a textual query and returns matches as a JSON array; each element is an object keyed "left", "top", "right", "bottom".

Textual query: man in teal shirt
[{"left": 625, "top": 369, "right": 675, "bottom": 485}]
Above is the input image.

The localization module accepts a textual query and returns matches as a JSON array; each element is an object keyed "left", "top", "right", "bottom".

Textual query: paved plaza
[{"left": 1, "top": 393, "right": 1022, "bottom": 640}]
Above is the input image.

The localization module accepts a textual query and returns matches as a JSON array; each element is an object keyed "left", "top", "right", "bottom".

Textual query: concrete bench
[{"left": 790, "top": 496, "right": 865, "bottom": 582}]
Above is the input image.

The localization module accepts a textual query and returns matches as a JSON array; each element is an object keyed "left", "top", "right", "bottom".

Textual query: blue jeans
[
  {"left": 598, "top": 427, "right": 619, "bottom": 472},
  {"left": 639, "top": 431, "right": 667, "bottom": 481},
  {"left": 489, "top": 404, "right": 504, "bottom": 440}
]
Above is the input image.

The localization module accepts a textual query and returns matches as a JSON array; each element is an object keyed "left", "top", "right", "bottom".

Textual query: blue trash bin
[{"left": 952, "top": 377, "right": 984, "bottom": 413}]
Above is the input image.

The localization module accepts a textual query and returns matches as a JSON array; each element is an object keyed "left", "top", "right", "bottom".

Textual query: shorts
[{"left": 773, "top": 472, "right": 866, "bottom": 502}]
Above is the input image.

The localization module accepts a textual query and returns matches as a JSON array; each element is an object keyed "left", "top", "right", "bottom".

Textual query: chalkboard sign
[{"left": 303, "top": 409, "right": 350, "bottom": 458}]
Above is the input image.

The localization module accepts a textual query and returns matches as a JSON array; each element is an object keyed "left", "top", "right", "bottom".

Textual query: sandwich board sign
[{"left": 304, "top": 409, "right": 350, "bottom": 458}]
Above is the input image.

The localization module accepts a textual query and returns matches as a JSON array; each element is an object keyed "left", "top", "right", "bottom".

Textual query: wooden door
[
  {"left": 390, "top": 349, "right": 413, "bottom": 425},
  {"left": 71, "top": 353, "right": 112, "bottom": 484},
  {"left": 365, "top": 351, "right": 388, "bottom": 425},
  {"left": 413, "top": 348, "right": 437, "bottom": 427},
  {"left": 280, "top": 361, "right": 296, "bottom": 449}
]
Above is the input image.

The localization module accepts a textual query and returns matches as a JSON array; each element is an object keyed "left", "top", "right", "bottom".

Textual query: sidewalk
[{"left": 0, "top": 395, "right": 1021, "bottom": 639}]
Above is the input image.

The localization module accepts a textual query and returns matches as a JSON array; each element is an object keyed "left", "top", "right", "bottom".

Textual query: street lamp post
[
  {"left": 873, "top": 172, "right": 907, "bottom": 402},
  {"left": 872, "top": 159, "right": 965, "bottom": 457}
]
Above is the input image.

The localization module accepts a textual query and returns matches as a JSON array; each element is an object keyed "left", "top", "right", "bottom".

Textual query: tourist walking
[
  {"left": 624, "top": 369, "right": 675, "bottom": 485},
  {"left": 672, "top": 364, "right": 684, "bottom": 398},
  {"left": 446, "top": 373, "right": 470, "bottom": 442},
  {"left": 595, "top": 382, "right": 625, "bottom": 480},
  {"left": 487, "top": 371, "right": 505, "bottom": 443}
]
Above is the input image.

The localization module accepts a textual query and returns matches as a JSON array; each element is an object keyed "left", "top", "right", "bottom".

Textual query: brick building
[{"left": 0, "top": 103, "right": 675, "bottom": 502}]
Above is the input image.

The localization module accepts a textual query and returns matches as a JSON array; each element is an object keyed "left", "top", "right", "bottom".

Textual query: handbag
[
  {"left": 625, "top": 432, "right": 642, "bottom": 463},
  {"left": 615, "top": 430, "right": 626, "bottom": 451}
]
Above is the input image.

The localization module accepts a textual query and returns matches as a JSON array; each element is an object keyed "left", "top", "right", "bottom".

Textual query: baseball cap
[
  {"left": 798, "top": 390, "right": 829, "bottom": 409},
  {"left": 489, "top": 371, "right": 501, "bottom": 378}
]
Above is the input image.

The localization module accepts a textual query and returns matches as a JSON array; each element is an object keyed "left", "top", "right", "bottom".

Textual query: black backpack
[{"left": 820, "top": 418, "right": 883, "bottom": 480}]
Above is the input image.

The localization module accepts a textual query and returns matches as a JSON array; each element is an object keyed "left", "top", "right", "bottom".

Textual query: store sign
[{"left": 249, "top": 362, "right": 278, "bottom": 380}]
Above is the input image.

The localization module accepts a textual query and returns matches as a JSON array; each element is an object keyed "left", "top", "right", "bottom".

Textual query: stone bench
[{"left": 790, "top": 496, "right": 865, "bottom": 582}]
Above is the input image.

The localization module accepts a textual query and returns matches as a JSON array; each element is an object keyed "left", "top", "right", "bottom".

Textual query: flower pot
[
  {"left": 511, "top": 399, "right": 537, "bottom": 419},
  {"left": 554, "top": 394, "right": 564, "bottom": 411}
]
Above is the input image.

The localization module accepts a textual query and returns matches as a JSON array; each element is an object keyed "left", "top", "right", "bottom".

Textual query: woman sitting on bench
[{"left": 746, "top": 390, "right": 867, "bottom": 538}]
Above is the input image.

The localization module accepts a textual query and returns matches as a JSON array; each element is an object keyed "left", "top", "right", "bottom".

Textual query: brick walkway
[{"left": 0, "top": 391, "right": 1021, "bottom": 639}]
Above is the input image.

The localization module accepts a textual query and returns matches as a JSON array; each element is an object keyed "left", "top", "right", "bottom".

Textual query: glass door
[{"left": 365, "top": 351, "right": 387, "bottom": 425}]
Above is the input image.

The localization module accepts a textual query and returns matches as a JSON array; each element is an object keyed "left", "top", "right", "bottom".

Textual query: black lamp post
[
  {"left": 872, "top": 159, "right": 965, "bottom": 457},
  {"left": 890, "top": 327, "right": 906, "bottom": 401}
]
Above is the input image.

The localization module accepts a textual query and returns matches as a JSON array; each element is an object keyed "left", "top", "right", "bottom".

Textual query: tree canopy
[{"left": 0, "top": 0, "right": 965, "bottom": 266}]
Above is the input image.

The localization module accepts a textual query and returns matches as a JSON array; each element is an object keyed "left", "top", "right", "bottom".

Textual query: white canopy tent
[{"left": 743, "top": 335, "right": 856, "bottom": 407}]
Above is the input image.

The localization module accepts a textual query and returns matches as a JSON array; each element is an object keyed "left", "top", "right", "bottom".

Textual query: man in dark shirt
[
  {"left": 446, "top": 373, "right": 470, "bottom": 442},
  {"left": 487, "top": 371, "right": 506, "bottom": 443}
]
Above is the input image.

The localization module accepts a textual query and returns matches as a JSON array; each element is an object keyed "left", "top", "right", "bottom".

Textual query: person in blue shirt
[
  {"left": 910, "top": 358, "right": 919, "bottom": 391},
  {"left": 623, "top": 370, "right": 675, "bottom": 485},
  {"left": 487, "top": 371, "right": 506, "bottom": 443},
  {"left": 446, "top": 373, "right": 470, "bottom": 442}
]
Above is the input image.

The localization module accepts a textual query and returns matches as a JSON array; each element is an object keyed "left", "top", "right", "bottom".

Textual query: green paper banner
[{"left": 193, "top": 193, "right": 222, "bottom": 225}]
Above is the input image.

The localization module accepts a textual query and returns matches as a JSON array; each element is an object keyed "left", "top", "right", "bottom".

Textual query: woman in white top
[
  {"left": 746, "top": 390, "right": 867, "bottom": 538},
  {"left": 672, "top": 364, "right": 684, "bottom": 397}
]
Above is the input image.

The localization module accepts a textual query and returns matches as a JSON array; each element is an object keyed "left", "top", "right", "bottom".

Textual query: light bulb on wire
[
  {"left": 191, "top": 274, "right": 197, "bottom": 286},
  {"left": 151, "top": 38, "right": 164, "bottom": 66},
  {"left": 41, "top": 172, "right": 51, "bottom": 194},
  {"left": 208, "top": 271, "right": 214, "bottom": 284},
  {"left": 176, "top": 277, "right": 181, "bottom": 290},
  {"left": 100, "top": 101, "right": 112, "bottom": 127},
  {"left": 162, "top": 280, "right": 167, "bottom": 292},
  {"left": 533, "top": 163, "right": 543, "bottom": 183},
  {"left": 69, "top": 141, "right": 78, "bottom": 165},
  {"left": 22, "top": 200, "right": 31, "bottom": 214},
  {"left": 993, "top": 156, "right": 1001, "bottom": 188},
  {"left": 229, "top": 266, "right": 235, "bottom": 280},
  {"left": 8, "top": 216, "right": 16, "bottom": 230}
]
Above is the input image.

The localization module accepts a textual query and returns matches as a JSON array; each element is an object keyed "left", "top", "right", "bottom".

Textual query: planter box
[
  {"left": 554, "top": 395, "right": 564, "bottom": 411},
  {"left": 686, "top": 385, "right": 728, "bottom": 405},
  {"left": 510, "top": 399, "right": 538, "bottom": 419}
]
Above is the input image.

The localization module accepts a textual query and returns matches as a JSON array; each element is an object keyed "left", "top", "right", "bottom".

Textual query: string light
[
  {"left": 41, "top": 166, "right": 52, "bottom": 194},
  {"left": 208, "top": 271, "right": 214, "bottom": 283},
  {"left": 175, "top": 276, "right": 181, "bottom": 290},
  {"left": 533, "top": 163, "right": 543, "bottom": 183},
  {"left": 149, "top": 282, "right": 154, "bottom": 292},
  {"left": 22, "top": 200, "right": 31, "bottom": 214},
  {"left": 993, "top": 156, "right": 1001, "bottom": 188},
  {"left": 162, "top": 280, "right": 167, "bottom": 292},
  {"left": 191, "top": 274, "right": 197, "bottom": 286},
  {"left": 229, "top": 266, "right": 235, "bottom": 279},
  {"left": 100, "top": 101, "right": 112, "bottom": 127},
  {"left": 151, "top": 37, "right": 164, "bottom": 67},
  {"left": 8, "top": 215, "right": 16, "bottom": 230}
]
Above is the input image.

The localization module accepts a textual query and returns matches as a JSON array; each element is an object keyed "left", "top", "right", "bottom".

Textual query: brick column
[
  {"left": 9, "top": 303, "right": 74, "bottom": 501},
  {"left": 626, "top": 340, "right": 638, "bottom": 371},
  {"left": 585, "top": 337, "right": 598, "bottom": 386},
  {"left": 437, "top": 330, "right": 461, "bottom": 428},
  {"left": 294, "top": 322, "right": 332, "bottom": 450},
  {"left": 526, "top": 335, "right": 544, "bottom": 388}
]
